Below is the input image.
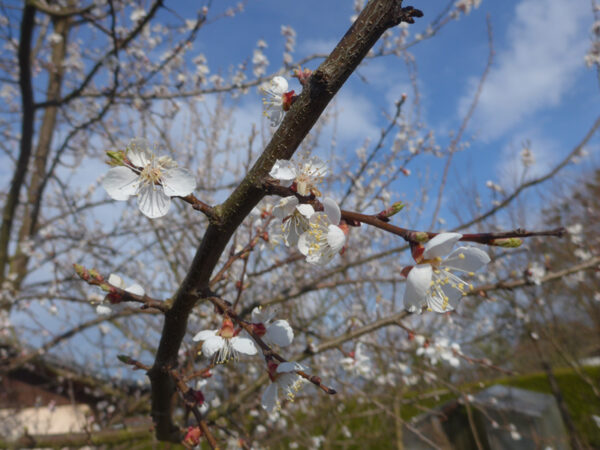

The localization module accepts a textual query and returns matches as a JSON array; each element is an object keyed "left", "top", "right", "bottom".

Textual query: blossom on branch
[
  {"left": 269, "top": 156, "right": 328, "bottom": 196},
  {"left": 251, "top": 307, "right": 294, "bottom": 347},
  {"left": 262, "top": 361, "right": 306, "bottom": 412},
  {"left": 340, "top": 343, "right": 373, "bottom": 379},
  {"left": 403, "top": 233, "right": 490, "bottom": 313},
  {"left": 193, "top": 318, "right": 257, "bottom": 364},
  {"left": 102, "top": 138, "right": 196, "bottom": 219},
  {"left": 96, "top": 273, "right": 145, "bottom": 315},
  {"left": 298, "top": 198, "right": 346, "bottom": 265},
  {"left": 416, "top": 337, "right": 461, "bottom": 367},
  {"left": 260, "top": 76, "right": 295, "bottom": 127},
  {"left": 272, "top": 197, "right": 315, "bottom": 247}
]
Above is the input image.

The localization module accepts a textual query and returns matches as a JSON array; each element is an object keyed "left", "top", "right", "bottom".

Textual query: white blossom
[
  {"left": 95, "top": 273, "right": 145, "bottom": 315},
  {"left": 526, "top": 262, "right": 546, "bottom": 285},
  {"left": 102, "top": 138, "right": 196, "bottom": 219},
  {"left": 269, "top": 156, "right": 328, "bottom": 196},
  {"left": 251, "top": 307, "right": 294, "bottom": 347},
  {"left": 298, "top": 198, "right": 346, "bottom": 265},
  {"left": 521, "top": 146, "right": 535, "bottom": 167},
  {"left": 193, "top": 319, "right": 257, "bottom": 364},
  {"left": 403, "top": 233, "right": 490, "bottom": 313},
  {"left": 416, "top": 337, "right": 461, "bottom": 367},
  {"left": 455, "top": 0, "right": 481, "bottom": 15},
  {"left": 260, "top": 76, "right": 292, "bottom": 127},
  {"left": 340, "top": 343, "right": 373, "bottom": 379},
  {"left": 262, "top": 361, "right": 306, "bottom": 412},
  {"left": 272, "top": 197, "right": 314, "bottom": 247}
]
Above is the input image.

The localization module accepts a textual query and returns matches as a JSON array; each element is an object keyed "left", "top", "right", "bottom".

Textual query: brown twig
[{"left": 179, "top": 194, "right": 220, "bottom": 223}]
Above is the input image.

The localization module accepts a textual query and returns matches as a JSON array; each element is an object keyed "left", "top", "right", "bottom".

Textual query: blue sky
[
  {"left": 4, "top": 0, "right": 599, "bottom": 372},
  {"left": 166, "top": 0, "right": 598, "bottom": 227}
]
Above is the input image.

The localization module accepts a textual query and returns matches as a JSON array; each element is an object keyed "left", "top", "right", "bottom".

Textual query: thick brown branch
[{"left": 148, "top": 0, "right": 423, "bottom": 440}]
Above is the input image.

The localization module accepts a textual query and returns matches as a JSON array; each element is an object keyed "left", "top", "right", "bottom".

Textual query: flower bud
[
  {"left": 106, "top": 150, "right": 126, "bottom": 166},
  {"left": 73, "top": 263, "right": 88, "bottom": 280},
  {"left": 490, "top": 237, "right": 522, "bottom": 248},
  {"left": 117, "top": 354, "right": 132, "bottom": 364},
  {"left": 413, "top": 232, "right": 429, "bottom": 243}
]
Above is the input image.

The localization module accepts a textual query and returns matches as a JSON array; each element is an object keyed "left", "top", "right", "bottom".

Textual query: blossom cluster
[
  {"left": 402, "top": 233, "right": 490, "bottom": 313},
  {"left": 102, "top": 138, "right": 196, "bottom": 219},
  {"left": 94, "top": 75, "right": 498, "bottom": 429},
  {"left": 270, "top": 158, "right": 347, "bottom": 266}
]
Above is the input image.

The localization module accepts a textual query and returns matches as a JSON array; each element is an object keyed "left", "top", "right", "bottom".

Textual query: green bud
[
  {"left": 491, "top": 238, "right": 522, "bottom": 248},
  {"left": 73, "top": 263, "right": 89, "bottom": 281},
  {"left": 88, "top": 268, "right": 102, "bottom": 280},
  {"left": 391, "top": 202, "right": 405, "bottom": 214},
  {"left": 100, "top": 283, "right": 112, "bottom": 292},
  {"left": 117, "top": 354, "right": 132, "bottom": 364},
  {"left": 106, "top": 150, "right": 126, "bottom": 166},
  {"left": 414, "top": 232, "right": 429, "bottom": 243}
]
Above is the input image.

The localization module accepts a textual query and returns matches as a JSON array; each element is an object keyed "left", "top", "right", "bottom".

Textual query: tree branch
[{"left": 147, "top": 0, "right": 423, "bottom": 441}]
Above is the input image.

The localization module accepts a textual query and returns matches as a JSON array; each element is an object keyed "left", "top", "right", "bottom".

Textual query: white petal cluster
[
  {"left": 526, "top": 262, "right": 546, "bottom": 285},
  {"left": 416, "top": 337, "right": 461, "bottom": 367},
  {"left": 261, "top": 362, "right": 306, "bottom": 413},
  {"left": 269, "top": 157, "right": 328, "bottom": 196},
  {"left": 272, "top": 197, "right": 314, "bottom": 247},
  {"left": 260, "top": 76, "right": 289, "bottom": 127},
  {"left": 193, "top": 321, "right": 257, "bottom": 364},
  {"left": 297, "top": 198, "right": 346, "bottom": 266},
  {"left": 403, "top": 233, "right": 490, "bottom": 313},
  {"left": 455, "top": 0, "right": 481, "bottom": 15},
  {"left": 251, "top": 307, "right": 294, "bottom": 347},
  {"left": 340, "top": 343, "right": 373, "bottom": 379},
  {"left": 96, "top": 273, "right": 145, "bottom": 315},
  {"left": 102, "top": 138, "right": 196, "bottom": 219}
]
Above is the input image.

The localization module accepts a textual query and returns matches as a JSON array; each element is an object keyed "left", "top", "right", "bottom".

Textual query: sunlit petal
[
  {"left": 265, "top": 320, "right": 294, "bottom": 347},
  {"left": 102, "top": 167, "right": 139, "bottom": 201},
  {"left": 423, "top": 233, "right": 463, "bottom": 259},
  {"left": 162, "top": 168, "right": 196, "bottom": 197},
  {"left": 137, "top": 185, "right": 171, "bottom": 218},
  {"left": 444, "top": 247, "right": 490, "bottom": 272},
  {"left": 403, "top": 264, "right": 433, "bottom": 312}
]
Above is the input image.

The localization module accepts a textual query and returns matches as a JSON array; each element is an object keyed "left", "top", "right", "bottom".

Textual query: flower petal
[
  {"left": 102, "top": 166, "right": 139, "bottom": 201},
  {"left": 270, "top": 76, "right": 288, "bottom": 94},
  {"left": 193, "top": 329, "right": 217, "bottom": 342},
  {"left": 273, "top": 196, "right": 298, "bottom": 219},
  {"left": 441, "top": 282, "right": 464, "bottom": 309},
  {"left": 261, "top": 383, "right": 278, "bottom": 412},
  {"left": 108, "top": 274, "right": 125, "bottom": 288},
  {"left": 96, "top": 305, "right": 112, "bottom": 315},
  {"left": 297, "top": 232, "right": 310, "bottom": 256},
  {"left": 125, "top": 283, "right": 145, "bottom": 296},
  {"left": 444, "top": 247, "right": 490, "bottom": 272},
  {"left": 161, "top": 168, "right": 196, "bottom": 197},
  {"left": 296, "top": 203, "right": 315, "bottom": 219},
  {"left": 137, "top": 184, "right": 171, "bottom": 218},
  {"left": 322, "top": 197, "right": 341, "bottom": 225},
  {"left": 423, "top": 233, "right": 463, "bottom": 259},
  {"left": 327, "top": 225, "right": 346, "bottom": 252},
  {"left": 269, "top": 160, "right": 296, "bottom": 186},
  {"left": 126, "top": 138, "right": 151, "bottom": 166},
  {"left": 268, "top": 109, "right": 286, "bottom": 127},
  {"left": 403, "top": 264, "right": 433, "bottom": 312},
  {"left": 231, "top": 337, "right": 258, "bottom": 355},
  {"left": 266, "top": 320, "right": 294, "bottom": 347},
  {"left": 201, "top": 336, "right": 224, "bottom": 356}
]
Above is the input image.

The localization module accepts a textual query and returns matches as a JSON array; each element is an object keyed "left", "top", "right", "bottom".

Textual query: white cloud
[{"left": 459, "top": 0, "right": 590, "bottom": 139}]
